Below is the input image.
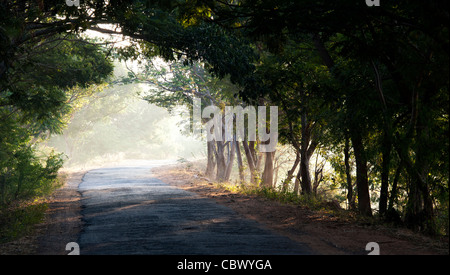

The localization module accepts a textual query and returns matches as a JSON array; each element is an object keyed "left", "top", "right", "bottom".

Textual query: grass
[
  {"left": 217, "top": 181, "right": 342, "bottom": 212},
  {"left": 0, "top": 200, "right": 48, "bottom": 244},
  {"left": 0, "top": 173, "right": 65, "bottom": 244}
]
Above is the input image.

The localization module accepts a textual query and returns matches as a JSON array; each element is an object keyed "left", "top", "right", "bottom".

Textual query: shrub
[
  {"left": 0, "top": 147, "right": 64, "bottom": 207},
  {"left": 0, "top": 202, "right": 48, "bottom": 244}
]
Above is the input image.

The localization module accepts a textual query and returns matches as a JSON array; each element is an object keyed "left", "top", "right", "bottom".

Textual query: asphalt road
[{"left": 77, "top": 163, "right": 311, "bottom": 255}]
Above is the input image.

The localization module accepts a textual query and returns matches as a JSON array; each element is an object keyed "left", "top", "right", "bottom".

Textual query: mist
[{"left": 43, "top": 61, "right": 205, "bottom": 169}]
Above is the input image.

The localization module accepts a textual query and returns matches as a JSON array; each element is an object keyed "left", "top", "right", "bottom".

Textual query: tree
[
  {"left": 244, "top": 37, "right": 328, "bottom": 195},
  {"left": 0, "top": 31, "right": 113, "bottom": 204},
  {"left": 127, "top": 59, "right": 244, "bottom": 182},
  {"left": 1, "top": 0, "right": 447, "bottom": 233},
  {"left": 178, "top": 0, "right": 448, "bottom": 226}
]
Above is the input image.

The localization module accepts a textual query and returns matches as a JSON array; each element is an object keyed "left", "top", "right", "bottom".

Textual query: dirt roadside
[
  {"left": 152, "top": 164, "right": 449, "bottom": 255},
  {"left": 34, "top": 170, "right": 85, "bottom": 255}
]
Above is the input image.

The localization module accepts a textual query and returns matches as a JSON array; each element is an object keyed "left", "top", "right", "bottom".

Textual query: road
[{"left": 77, "top": 163, "right": 311, "bottom": 255}]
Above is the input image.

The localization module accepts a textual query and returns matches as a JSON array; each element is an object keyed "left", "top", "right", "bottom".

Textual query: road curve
[{"left": 77, "top": 163, "right": 311, "bottom": 255}]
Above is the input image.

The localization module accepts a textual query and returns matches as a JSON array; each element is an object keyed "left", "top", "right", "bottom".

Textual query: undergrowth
[
  {"left": 216, "top": 181, "right": 448, "bottom": 237},
  {"left": 0, "top": 173, "right": 65, "bottom": 244},
  {"left": 217, "top": 182, "right": 342, "bottom": 213},
  {"left": 0, "top": 201, "right": 48, "bottom": 244}
]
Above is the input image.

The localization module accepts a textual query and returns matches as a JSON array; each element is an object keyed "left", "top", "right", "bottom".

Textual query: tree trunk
[
  {"left": 414, "top": 112, "right": 435, "bottom": 234},
  {"left": 15, "top": 163, "right": 25, "bottom": 200},
  {"left": 393, "top": 91, "right": 435, "bottom": 233},
  {"left": 242, "top": 139, "right": 257, "bottom": 184},
  {"left": 350, "top": 127, "right": 373, "bottom": 217},
  {"left": 299, "top": 112, "right": 318, "bottom": 195},
  {"left": 293, "top": 174, "right": 300, "bottom": 195},
  {"left": 283, "top": 151, "right": 300, "bottom": 192},
  {"left": 235, "top": 139, "right": 245, "bottom": 182},
  {"left": 0, "top": 174, "right": 5, "bottom": 205},
  {"left": 299, "top": 149, "right": 312, "bottom": 194},
  {"left": 312, "top": 168, "right": 323, "bottom": 195},
  {"left": 312, "top": 32, "right": 371, "bottom": 215},
  {"left": 404, "top": 132, "right": 435, "bottom": 232},
  {"left": 344, "top": 135, "right": 356, "bottom": 210},
  {"left": 205, "top": 140, "right": 216, "bottom": 179},
  {"left": 249, "top": 141, "right": 257, "bottom": 166},
  {"left": 312, "top": 150, "right": 324, "bottom": 195},
  {"left": 215, "top": 141, "right": 227, "bottom": 182},
  {"left": 388, "top": 161, "right": 403, "bottom": 211},
  {"left": 262, "top": 151, "right": 274, "bottom": 188},
  {"left": 224, "top": 139, "right": 236, "bottom": 181},
  {"left": 379, "top": 130, "right": 392, "bottom": 216}
]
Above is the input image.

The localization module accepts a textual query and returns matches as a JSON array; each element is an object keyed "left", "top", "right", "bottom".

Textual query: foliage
[
  {"left": 179, "top": 0, "right": 449, "bottom": 234},
  {"left": 0, "top": 201, "right": 49, "bottom": 244},
  {"left": 1, "top": 0, "right": 447, "bottom": 236},
  {"left": 1, "top": 11, "right": 113, "bottom": 212},
  {"left": 218, "top": 181, "right": 341, "bottom": 213}
]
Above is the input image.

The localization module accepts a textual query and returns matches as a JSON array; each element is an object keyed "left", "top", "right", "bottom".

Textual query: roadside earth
[
  {"left": 152, "top": 164, "right": 449, "bottom": 255},
  {"left": 34, "top": 170, "right": 85, "bottom": 255}
]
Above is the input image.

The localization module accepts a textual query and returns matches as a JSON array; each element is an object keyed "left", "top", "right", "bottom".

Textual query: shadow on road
[{"left": 77, "top": 165, "right": 311, "bottom": 255}]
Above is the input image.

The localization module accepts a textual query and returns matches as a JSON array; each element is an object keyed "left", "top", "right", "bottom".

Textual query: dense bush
[{"left": 0, "top": 146, "right": 63, "bottom": 206}]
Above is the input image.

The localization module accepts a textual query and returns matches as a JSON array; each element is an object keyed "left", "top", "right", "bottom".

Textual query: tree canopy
[{"left": 1, "top": 0, "right": 448, "bottom": 235}]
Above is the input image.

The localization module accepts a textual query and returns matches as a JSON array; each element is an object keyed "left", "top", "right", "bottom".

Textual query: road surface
[{"left": 77, "top": 163, "right": 311, "bottom": 255}]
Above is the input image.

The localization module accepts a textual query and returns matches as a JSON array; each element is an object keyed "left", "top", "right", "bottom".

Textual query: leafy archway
[{"left": 1, "top": 0, "right": 448, "bottom": 235}]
